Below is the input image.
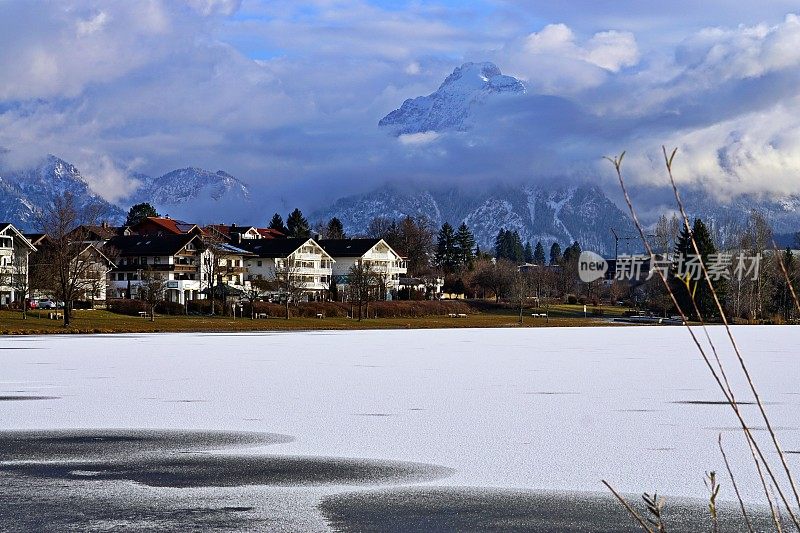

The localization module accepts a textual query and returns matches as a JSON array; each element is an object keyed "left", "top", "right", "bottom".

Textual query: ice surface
[{"left": 0, "top": 326, "right": 798, "bottom": 505}]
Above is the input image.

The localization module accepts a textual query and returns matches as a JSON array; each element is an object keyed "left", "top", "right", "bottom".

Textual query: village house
[
  {"left": 68, "top": 222, "right": 131, "bottom": 248},
  {"left": 106, "top": 234, "right": 208, "bottom": 304},
  {"left": 204, "top": 224, "right": 283, "bottom": 244},
  {"left": 238, "top": 237, "right": 334, "bottom": 299},
  {"left": 202, "top": 241, "right": 254, "bottom": 292},
  {"left": 318, "top": 238, "right": 407, "bottom": 298},
  {"left": 0, "top": 223, "right": 37, "bottom": 306}
]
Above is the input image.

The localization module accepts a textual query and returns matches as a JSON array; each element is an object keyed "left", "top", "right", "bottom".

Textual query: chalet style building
[
  {"left": 319, "top": 238, "right": 408, "bottom": 297},
  {"left": 0, "top": 223, "right": 37, "bottom": 306},
  {"left": 206, "top": 242, "right": 254, "bottom": 289},
  {"left": 239, "top": 238, "right": 334, "bottom": 299},
  {"left": 106, "top": 234, "right": 208, "bottom": 304}
]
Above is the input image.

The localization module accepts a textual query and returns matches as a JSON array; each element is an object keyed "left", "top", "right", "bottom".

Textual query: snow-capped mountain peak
[
  {"left": 128, "top": 166, "right": 252, "bottom": 223},
  {"left": 378, "top": 62, "right": 526, "bottom": 135},
  {"left": 137, "top": 167, "right": 250, "bottom": 206},
  {"left": 0, "top": 155, "right": 125, "bottom": 229}
]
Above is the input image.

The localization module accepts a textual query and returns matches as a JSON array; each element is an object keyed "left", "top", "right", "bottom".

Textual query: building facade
[
  {"left": 0, "top": 223, "right": 37, "bottom": 306},
  {"left": 319, "top": 238, "right": 407, "bottom": 297},
  {"left": 239, "top": 238, "right": 333, "bottom": 298},
  {"left": 106, "top": 234, "right": 209, "bottom": 304}
]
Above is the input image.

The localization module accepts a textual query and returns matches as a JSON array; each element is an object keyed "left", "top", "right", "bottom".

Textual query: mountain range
[
  {"left": 0, "top": 157, "right": 252, "bottom": 231},
  {"left": 1, "top": 61, "right": 799, "bottom": 255}
]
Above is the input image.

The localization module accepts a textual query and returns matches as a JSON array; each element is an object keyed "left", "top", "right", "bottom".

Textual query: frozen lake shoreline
[{"left": 0, "top": 326, "right": 797, "bottom": 528}]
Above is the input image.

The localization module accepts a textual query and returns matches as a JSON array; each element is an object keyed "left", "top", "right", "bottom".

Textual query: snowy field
[{"left": 0, "top": 326, "right": 797, "bottom": 530}]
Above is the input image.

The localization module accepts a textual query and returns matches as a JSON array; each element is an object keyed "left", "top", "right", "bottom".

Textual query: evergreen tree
[
  {"left": 511, "top": 231, "right": 525, "bottom": 263},
  {"left": 455, "top": 222, "right": 476, "bottom": 268},
  {"left": 268, "top": 213, "right": 288, "bottom": 235},
  {"left": 326, "top": 217, "right": 346, "bottom": 239},
  {"left": 533, "top": 241, "right": 546, "bottom": 265},
  {"left": 286, "top": 208, "right": 311, "bottom": 239},
  {"left": 563, "top": 241, "right": 582, "bottom": 263},
  {"left": 494, "top": 229, "right": 525, "bottom": 262},
  {"left": 549, "top": 242, "right": 562, "bottom": 265},
  {"left": 524, "top": 241, "right": 534, "bottom": 263},
  {"left": 671, "top": 218, "right": 724, "bottom": 319},
  {"left": 125, "top": 203, "right": 159, "bottom": 227},
  {"left": 436, "top": 223, "right": 458, "bottom": 271},
  {"left": 494, "top": 229, "right": 509, "bottom": 259}
]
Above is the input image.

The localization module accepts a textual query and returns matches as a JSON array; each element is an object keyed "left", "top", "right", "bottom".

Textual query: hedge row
[
  {"left": 107, "top": 299, "right": 475, "bottom": 319},
  {"left": 243, "top": 300, "right": 474, "bottom": 318},
  {"left": 108, "top": 299, "right": 148, "bottom": 316}
]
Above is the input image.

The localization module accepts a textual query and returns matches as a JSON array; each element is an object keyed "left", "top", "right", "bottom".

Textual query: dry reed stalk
[
  {"left": 605, "top": 151, "right": 799, "bottom": 530},
  {"left": 719, "top": 434, "right": 755, "bottom": 533},
  {"left": 663, "top": 146, "right": 800, "bottom": 519},
  {"left": 602, "top": 479, "right": 654, "bottom": 533}
]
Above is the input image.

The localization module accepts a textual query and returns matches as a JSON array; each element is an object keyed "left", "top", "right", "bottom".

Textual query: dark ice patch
[
  {"left": 1, "top": 454, "right": 451, "bottom": 488},
  {"left": 0, "top": 429, "right": 291, "bottom": 461},
  {"left": 0, "top": 395, "right": 59, "bottom": 401},
  {"left": 319, "top": 487, "right": 775, "bottom": 533}
]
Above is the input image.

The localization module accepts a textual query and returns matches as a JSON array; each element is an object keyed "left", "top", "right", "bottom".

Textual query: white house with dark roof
[
  {"left": 238, "top": 238, "right": 333, "bottom": 297},
  {"left": 318, "top": 238, "right": 407, "bottom": 296},
  {"left": 0, "top": 223, "right": 37, "bottom": 306}
]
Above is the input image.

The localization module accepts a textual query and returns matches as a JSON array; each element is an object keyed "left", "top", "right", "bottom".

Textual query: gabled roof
[
  {"left": 256, "top": 228, "right": 283, "bottom": 239},
  {"left": 0, "top": 223, "right": 37, "bottom": 251},
  {"left": 23, "top": 233, "right": 48, "bottom": 246},
  {"left": 318, "top": 238, "right": 402, "bottom": 258},
  {"left": 78, "top": 243, "right": 117, "bottom": 268},
  {"left": 74, "top": 224, "right": 123, "bottom": 240},
  {"left": 237, "top": 238, "right": 331, "bottom": 259},
  {"left": 105, "top": 234, "right": 199, "bottom": 256},
  {"left": 131, "top": 217, "right": 203, "bottom": 236}
]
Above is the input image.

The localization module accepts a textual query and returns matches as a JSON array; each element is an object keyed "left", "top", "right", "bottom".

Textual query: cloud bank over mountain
[{"left": 1, "top": 1, "right": 800, "bottom": 217}]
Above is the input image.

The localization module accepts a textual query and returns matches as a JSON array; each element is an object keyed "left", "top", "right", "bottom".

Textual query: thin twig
[
  {"left": 718, "top": 433, "right": 755, "bottom": 533},
  {"left": 747, "top": 430, "right": 783, "bottom": 532},
  {"left": 601, "top": 480, "right": 654, "bottom": 533}
]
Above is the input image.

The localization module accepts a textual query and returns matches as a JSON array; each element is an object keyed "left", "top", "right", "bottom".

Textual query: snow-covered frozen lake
[{"left": 0, "top": 326, "right": 797, "bottom": 530}]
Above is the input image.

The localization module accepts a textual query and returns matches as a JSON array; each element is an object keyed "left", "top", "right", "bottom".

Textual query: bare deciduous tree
[
  {"left": 347, "top": 260, "right": 379, "bottom": 320},
  {"left": 139, "top": 267, "right": 166, "bottom": 322},
  {"left": 509, "top": 269, "right": 535, "bottom": 323},
  {"left": 37, "top": 193, "right": 100, "bottom": 327},
  {"left": 270, "top": 257, "right": 307, "bottom": 319}
]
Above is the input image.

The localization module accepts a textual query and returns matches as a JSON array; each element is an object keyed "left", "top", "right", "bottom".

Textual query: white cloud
[
  {"left": 398, "top": 131, "right": 440, "bottom": 145},
  {"left": 497, "top": 23, "right": 639, "bottom": 94},
  {"left": 186, "top": 0, "right": 242, "bottom": 16}
]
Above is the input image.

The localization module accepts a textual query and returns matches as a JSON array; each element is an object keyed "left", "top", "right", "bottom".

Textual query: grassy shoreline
[{"left": 0, "top": 303, "right": 629, "bottom": 335}]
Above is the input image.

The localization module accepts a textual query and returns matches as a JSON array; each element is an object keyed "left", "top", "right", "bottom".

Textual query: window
[
  {"left": 154, "top": 256, "right": 161, "bottom": 264},
  {"left": 257, "top": 260, "right": 262, "bottom": 267}
]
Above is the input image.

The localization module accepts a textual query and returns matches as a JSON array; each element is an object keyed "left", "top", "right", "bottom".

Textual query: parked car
[
  {"left": 37, "top": 299, "right": 57, "bottom": 309},
  {"left": 26, "top": 299, "right": 37, "bottom": 309}
]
